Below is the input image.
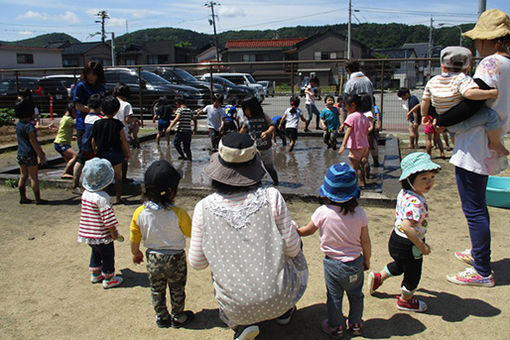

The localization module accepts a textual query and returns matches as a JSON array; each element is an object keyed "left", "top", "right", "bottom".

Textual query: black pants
[
  {"left": 174, "top": 130, "right": 192, "bottom": 159},
  {"left": 386, "top": 231, "right": 423, "bottom": 292},
  {"left": 208, "top": 128, "right": 220, "bottom": 150},
  {"left": 89, "top": 242, "right": 115, "bottom": 276},
  {"left": 76, "top": 129, "right": 84, "bottom": 152}
]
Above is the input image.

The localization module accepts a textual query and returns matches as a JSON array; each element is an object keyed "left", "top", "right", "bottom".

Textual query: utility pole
[
  {"left": 205, "top": 2, "right": 221, "bottom": 63},
  {"left": 347, "top": 0, "right": 352, "bottom": 59},
  {"left": 427, "top": 16, "right": 433, "bottom": 81},
  {"left": 110, "top": 32, "right": 115, "bottom": 66},
  {"left": 478, "top": 0, "right": 486, "bottom": 17},
  {"left": 95, "top": 10, "right": 109, "bottom": 43}
]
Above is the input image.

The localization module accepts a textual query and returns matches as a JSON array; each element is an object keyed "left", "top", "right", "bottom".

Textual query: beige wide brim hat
[{"left": 463, "top": 9, "right": 510, "bottom": 40}]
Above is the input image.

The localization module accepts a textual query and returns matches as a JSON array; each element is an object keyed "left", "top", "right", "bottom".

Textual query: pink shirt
[
  {"left": 344, "top": 111, "right": 369, "bottom": 149},
  {"left": 311, "top": 205, "right": 368, "bottom": 262}
]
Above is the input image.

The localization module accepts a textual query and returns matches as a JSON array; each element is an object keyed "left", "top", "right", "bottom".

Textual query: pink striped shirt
[
  {"left": 78, "top": 190, "right": 118, "bottom": 244},
  {"left": 189, "top": 187, "right": 301, "bottom": 269}
]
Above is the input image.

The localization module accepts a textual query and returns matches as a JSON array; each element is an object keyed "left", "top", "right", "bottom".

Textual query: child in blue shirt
[
  {"left": 272, "top": 115, "right": 287, "bottom": 146},
  {"left": 320, "top": 95, "right": 341, "bottom": 150}
]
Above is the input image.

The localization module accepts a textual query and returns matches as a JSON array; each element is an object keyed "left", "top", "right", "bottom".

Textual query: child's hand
[
  {"left": 421, "top": 243, "right": 431, "bottom": 255},
  {"left": 110, "top": 228, "right": 119, "bottom": 240},
  {"left": 363, "top": 257, "right": 370, "bottom": 270},
  {"left": 132, "top": 250, "right": 144, "bottom": 264}
]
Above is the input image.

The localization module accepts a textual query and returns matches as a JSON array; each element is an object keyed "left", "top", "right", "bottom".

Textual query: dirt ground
[{"left": 1, "top": 141, "right": 510, "bottom": 339}]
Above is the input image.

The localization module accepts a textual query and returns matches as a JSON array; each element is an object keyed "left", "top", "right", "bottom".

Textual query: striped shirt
[
  {"left": 423, "top": 72, "right": 478, "bottom": 114},
  {"left": 175, "top": 107, "right": 193, "bottom": 132},
  {"left": 189, "top": 187, "right": 301, "bottom": 270},
  {"left": 77, "top": 190, "right": 118, "bottom": 244}
]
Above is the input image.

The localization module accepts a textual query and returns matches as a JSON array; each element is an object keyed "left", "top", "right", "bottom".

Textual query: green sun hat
[{"left": 399, "top": 152, "right": 441, "bottom": 181}]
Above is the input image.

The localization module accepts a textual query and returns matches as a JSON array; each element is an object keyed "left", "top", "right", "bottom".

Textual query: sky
[{"left": 0, "top": 0, "right": 509, "bottom": 42}]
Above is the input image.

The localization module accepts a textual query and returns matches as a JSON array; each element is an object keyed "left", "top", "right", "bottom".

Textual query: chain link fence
[{"left": 1, "top": 58, "right": 447, "bottom": 131}]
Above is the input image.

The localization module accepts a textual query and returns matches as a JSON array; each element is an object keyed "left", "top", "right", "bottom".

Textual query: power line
[{"left": 355, "top": 6, "right": 477, "bottom": 18}]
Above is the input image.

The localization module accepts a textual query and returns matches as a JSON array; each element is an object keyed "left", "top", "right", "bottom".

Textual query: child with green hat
[{"left": 368, "top": 152, "right": 440, "bottom": 312}]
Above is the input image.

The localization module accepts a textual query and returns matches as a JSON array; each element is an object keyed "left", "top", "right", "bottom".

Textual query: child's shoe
[
  {"left": 156, "top": 316, "right": 173, "bottom": 328},
  {"left": 368, "top": 272, "right": 382, "bottom": 295},
  {"left": 102, "top": 275, "right": 123, "bottom": 289},
  {"left": 454, "top": 249, "right": 474, "bottom": 266},
  {"left": 275, "top": 306, "right": 296, "bottom": 325},
  {"left": 321, "top": 319, "right": 344, "bottom": 337},
  {"left": 90, "top": 273, "right": 104, "bottom": 283},
  {"left": 446, "top": 267, "right": 495, "bottom": 287},
  {"left": 347, "top": 319, "right": 362, "bottom": 336},
  {"left": 172, "top": 311, "right": 195, "bottom": 328},
  {"left": 234, "top": 325, "right": 259, "bottom": 340},
  {"left": 396, "top": 296, "right": 427, "bottom": 312}
]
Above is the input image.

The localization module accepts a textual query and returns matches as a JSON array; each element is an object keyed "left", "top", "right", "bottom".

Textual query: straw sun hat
[{"left": 463, "top": 9, "right": 510, "bottom": 40}]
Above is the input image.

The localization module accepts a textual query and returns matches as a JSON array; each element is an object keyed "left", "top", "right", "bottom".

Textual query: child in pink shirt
[
  {"left": 298, "top": 163, "right": 371, "bottom": 337},
  {"left": 338, "top": 94, "right": 370, "bottom": 186}
]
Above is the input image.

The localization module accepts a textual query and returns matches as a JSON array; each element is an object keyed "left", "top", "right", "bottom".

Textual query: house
[
  {"left": 0, "top": 45, "right": 62, "bottom": 69},
  {"left": 221, "top": 30, "right": 372, "bottom": 85},
  {"left": 62, "top": 42, "right": 112, "bottom": 67},
  {"left": 197, "top": 45, "right": 219, "bottom": 63},
  {"left": 402, "top": 42, "right": 443, "bottom": 83},
  {"left": 375, "top": 47, "right": 417, "bottom": 88},
  {"left": 116, "top": 40, "right": 175, "bottom": 65}
]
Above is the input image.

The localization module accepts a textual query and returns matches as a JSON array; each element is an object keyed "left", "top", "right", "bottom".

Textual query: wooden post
[
  {"left": 290, "top": 62, "right": 295, "bottom": 97},
  {"left": 137, "top": 67, "right": 144, "bottom": 127}
]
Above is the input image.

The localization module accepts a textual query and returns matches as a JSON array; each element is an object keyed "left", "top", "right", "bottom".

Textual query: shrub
[{"left": 0, "top": 108, "right": 15, "bottom": 126}]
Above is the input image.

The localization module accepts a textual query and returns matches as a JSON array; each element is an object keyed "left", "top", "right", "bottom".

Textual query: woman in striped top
[
  {"left": 167, "top": 96, "right": 197, "bottom": 161},
  {"left": 77, "top": 158, "right": 123, "bottom": 289}
]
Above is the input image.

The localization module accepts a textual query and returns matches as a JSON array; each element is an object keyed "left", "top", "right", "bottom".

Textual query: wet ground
[{"left": 36, "top": 136, "right": 384, "bottom": 196}]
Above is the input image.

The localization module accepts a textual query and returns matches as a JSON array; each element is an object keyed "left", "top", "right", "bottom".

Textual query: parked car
[
  {"left": 0, "top": 76, "right": 41, "bottom": 109},
  {"left": 40, "top": 75, "right": 78, "bottom": 98},
  {"left": 36, "top": 77, "right": 72, "bottom": 113},
  {"left": 197, "top": 74, "right": 255, "bottom": 105},
  {"left": 152, "top": 67, "right": 225, "bottom": 98},
  {"left": 104, "top": 68, "right": 207, "bottom": 116},
  {"left": 257, "top": 81, "right": 275, "bottom": 97},
  {"left": 212, "top": 73, "right": 265, "bottom": 102},
  {"left": 299, "top": 77, "right": 321, "bottom": 99}
]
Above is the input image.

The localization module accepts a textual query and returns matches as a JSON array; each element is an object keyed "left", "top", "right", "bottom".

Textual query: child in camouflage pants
[{"left": 130, "top": 160, "right": 194, "bottom": 328}]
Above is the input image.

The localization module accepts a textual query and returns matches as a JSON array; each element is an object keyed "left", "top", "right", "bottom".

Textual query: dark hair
[
  {"left": 102, "top": 96, "right": 120, "bottom": 115},
  {"left": 494, "top": 34, "right": 510, "bottom": 52},
  {"left": 241, "top": 97, "right": 264, "bottom": 118},
  {"left": 157, "top": 95, "right": 170, "bottom": 106},
  {"left": 88, "top": 93, "right": 102, "bottom": 110},
  {"left": 211, "top": 179, "right": 262, "bottom": 194},
  {"left": 401, "top": 170, "right": 439, "bottom": 190},
  {"left": 290, "top": 96, "right": 300, "bottom": 113},
  {"left": 324, "top": 197, "right": 359, "bottom": 215},
  {"left": 345, "top": 60, "right": 360, "bottom": 73},
  {"left": 213, "top": 93, "right": 224, "bottom": 104},
  {"left": 81, "top": 61, "right": 105, "bottom": 85},
  {"left": 445, "top": 65, "right": 464, "bottom": 73},
  {"left": 344, "top": 94, "right": 362, "bottom": 109},
  {"left": 65, "top": 102, "right": 75, "bottom": 115},
  {"left": 324, "top": 94, "right": 335, "bottom": 104},
  {"left": 113, "top": 83, "right": 130, "bottom": 99},
  {"left": 310, "top": 77, "right": 319, "bottom": 85},
  {"left": 359, "top": 93, "right": 373, "bottom": 112},
  {"left": 142, "top": 187, "right": 177, "bottom": 205},
  {"left": 174, "top": 95, "right": 186, "bottom": 106},
  {"left": 397, "top": 88, "right": 410, "bottom": 97},
  {"left": 18, "top": 88, "right": 32, "bottom": 98},
  {"left": 337, "top": 96, "right": 343, "bottom": 104},
  {"left": 14, "top": 99, "right": 35, "bottom": 119}
]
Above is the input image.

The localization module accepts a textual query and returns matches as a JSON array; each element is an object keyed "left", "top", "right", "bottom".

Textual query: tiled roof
[
  {"left": 0, "top": 45, "right": 62, "bottom": 52},
  {"left": 225, "top": 38, "right": 306, "bottom": 49},
  {"left": 63, "top": 42, "right": 104, "bottom": 55}
]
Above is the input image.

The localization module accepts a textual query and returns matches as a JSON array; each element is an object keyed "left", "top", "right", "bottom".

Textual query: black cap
[{"left": 144, "top": 160, "right": 182, "bottom": 195}]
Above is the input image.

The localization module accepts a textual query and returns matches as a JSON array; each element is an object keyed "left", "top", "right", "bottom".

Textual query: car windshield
[
  {"left": 141, "top": 71, "right": 171, "bottom": 85},
  {"left": 0, "top": 81, "right": 10, "bottom": 93},
  {"left": 246, "top": 74, "right": 256, "bottom": 84},
  {"left": 173, "top": 69, "right": 197, "bottom": 82},
  {"left": 258, "top": 81, "right": 269, "bottom": 86},
  {"left": 213, "top": 76, "right": 237, "bottom": 87}
]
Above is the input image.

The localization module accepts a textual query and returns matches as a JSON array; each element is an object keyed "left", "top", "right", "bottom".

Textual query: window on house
[
  {"left": 17, "top": 53, "right": 33, "bottom": 64},
  {"left": 330, "top": 52, "right": 337, "bottom": 59},
  {"left": 242, "top": 54, "right": 256, "bottom": 62},
  {"left": 126, "top": 59, "right": 137, "bottom": 65},
  {"left": 314, "top": 51, "right": 321, "bottom": 60},
  {"left": 63, "top": 58, "right": 78, "bottom": 67}
]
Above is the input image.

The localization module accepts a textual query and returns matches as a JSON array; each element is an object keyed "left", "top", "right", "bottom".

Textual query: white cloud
[
  {"left": 17, "top": 10, "right": 80, "bottom": 24},
  {"left": 18, "top": 10, "right": 48, "bottom": 20},
  {"left": 59, "top": 11, "right": 80, "bottom": 24},
  {"left": 218, "top": 7, "right": 246, "bottom": 18},
  {"left": 85, "top": 8, "right": 99, "bottom": 17},
  {"left": 109, "top": 17, "right": 126, "bottom": 27},
  {"left": 18, "top": 30, "right": 34, "bottom": 36}
]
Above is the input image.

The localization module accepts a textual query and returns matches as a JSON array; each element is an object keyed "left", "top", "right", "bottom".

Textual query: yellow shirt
[{"left": 54, "top": 115, "right": 74, "bottom": 145}]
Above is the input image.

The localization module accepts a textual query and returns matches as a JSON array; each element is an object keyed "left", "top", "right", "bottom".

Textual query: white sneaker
[
  {"left": 102, "top": 275, "right": 123, "bottom": 289},
  {"left": 234, "top": 325, "right": 259, "bottom": 340}
]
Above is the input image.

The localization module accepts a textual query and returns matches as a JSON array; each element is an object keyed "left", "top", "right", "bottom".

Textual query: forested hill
[{"left": 1, "top": 23, "right": 475, "bottom": 51}]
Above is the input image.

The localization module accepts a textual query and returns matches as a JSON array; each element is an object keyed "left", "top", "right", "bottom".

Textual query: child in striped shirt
[
  {"left": 421, "top": 46, "right": 507, "bottom": 156},
  {"left": 77, "top": 157, "right": 123, "bottom": 289},
  {"left": 167, "top": 96, "right": 196, "bottom": 161}
]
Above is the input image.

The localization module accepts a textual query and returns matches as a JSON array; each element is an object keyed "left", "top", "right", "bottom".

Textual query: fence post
[
  {"left": 380, "top": 61, "right": 384, "bottom": 129},
  {"left": 137, "top": 66, "right": 144, "bottom": 127},
  {"left": 290, "top": 62, "right": 295, "bottom": 97},
  {"left": 15, "top": 71, "right": 19, "bottom": 93},
  {"left": 209, "top": 64, "right": 214, "bottom": 103}
]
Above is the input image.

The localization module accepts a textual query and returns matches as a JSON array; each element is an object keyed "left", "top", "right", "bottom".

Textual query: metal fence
[{"left": 1, "top": 58, "right": 448, "bottom": 131}]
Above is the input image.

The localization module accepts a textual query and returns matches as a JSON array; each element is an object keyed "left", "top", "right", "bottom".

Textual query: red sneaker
[
  {"left": 369, "top": 272, "right": 382, "bottom": 295},
  {"left": 396, "top": 296, "right": 427, "bottom": 312}
]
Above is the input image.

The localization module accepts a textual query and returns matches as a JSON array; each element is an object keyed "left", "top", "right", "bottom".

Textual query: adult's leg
[
  {"left": 323, "top": 257, "right": 346, "bottom": 329},
  {"left": 455, "top": 166, "right": 491, "bottom": 277}
]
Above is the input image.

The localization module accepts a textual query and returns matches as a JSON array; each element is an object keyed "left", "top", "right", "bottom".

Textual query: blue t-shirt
[
  {"left": 408, "top": 95, "right": 422, "bottom": 124},
  {"left": 73, "top": 81, "right": 106, "bottom": 131},
  {"left": 81, "top": 113, "right": 102, "bottom": 153},
  {"left": 373, "top": 105, "right": 381, "bottom": 124},
  {"left": 320, "top": 107, "right": 340, "bottom": 131},
  {"left": 16, "top": 120, "right": 36, "bottom": 158}
]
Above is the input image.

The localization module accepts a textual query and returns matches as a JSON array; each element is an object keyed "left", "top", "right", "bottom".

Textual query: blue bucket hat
[
  {"left": 399, "top": 152, "right": 441, "bottom": 181},
  {"left": 320, "top": 162, "right": 360, "bottom": 203},
  {"left": 82, "top": 158, "right": 114, "bottom": 192}
]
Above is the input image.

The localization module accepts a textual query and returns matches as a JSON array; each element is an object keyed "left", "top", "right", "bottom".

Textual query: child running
[
  {"left": 320, "top": 95, "right": 341, "bottom": 150},
  {"left": 77, "top": 157, "right": 123, "bottom": 289},
  {"left": 153, "top": 96, "right": 173, "bottom": 146},
  {"left": 130, "top": 160, "right": 194, "bottom": 328},
  {"left": 272, "top": 114, "right": 287, "bottom": 146},
  {"left": 298, "top": 163, "right": 371, "bottom": 337},
  {"left": 421, "top": 46, "right": 506, "bottom": 156},
  {"left": 15, "top": 98, "right": 46, "bottom": 204},
  {"left": 54, "top": 103, "right": 78, "bottom": 179},
  {"left": 167, "top": 96, "right": 197, "bottom": 161},
  {"left": 92, "top": 96, "right": 131, "bottom": 204},
  {"left": 279, "top": 96, "right": 306, "bottom": 152},
  {"left": 220, "top": 104, "right": 239, "bottom": 136},
  {"left": 369, "top": 152, "right": 440, "bottom": 312},
  {"left": 338, "top": 94, "right": 370, "bottom": 187}
]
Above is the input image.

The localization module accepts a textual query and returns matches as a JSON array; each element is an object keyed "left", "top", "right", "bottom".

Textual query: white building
[{"left": 0, "top": 45, "right": 62, "bottom": 69}]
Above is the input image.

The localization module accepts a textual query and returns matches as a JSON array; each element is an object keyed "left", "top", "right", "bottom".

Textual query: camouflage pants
[{"left": 146, "top": 250, "right": 187, "bottom": 319}]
